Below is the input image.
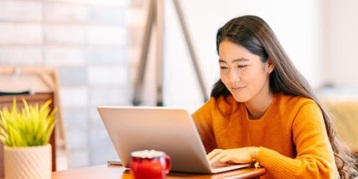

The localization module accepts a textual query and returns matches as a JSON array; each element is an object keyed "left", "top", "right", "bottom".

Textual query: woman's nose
[{"left": 229, "top": 69, "right": 240, "bottom": 82}]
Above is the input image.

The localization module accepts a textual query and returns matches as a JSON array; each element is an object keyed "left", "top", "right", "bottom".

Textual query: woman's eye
[
  {"left": 237, "top": 65, "right": 247, "bottom": 68},
  {"left": 220, "top": 66, "right": 228, "bottom": 70}
]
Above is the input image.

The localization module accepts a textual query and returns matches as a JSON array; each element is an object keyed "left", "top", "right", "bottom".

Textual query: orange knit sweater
[{"left": 192, "top": 93, "right": 338, "bottom": 178}]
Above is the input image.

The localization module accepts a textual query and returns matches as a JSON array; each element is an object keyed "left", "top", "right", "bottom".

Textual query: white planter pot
[{"left": 4, "top": 144, "right": 52, "bottom": 179}]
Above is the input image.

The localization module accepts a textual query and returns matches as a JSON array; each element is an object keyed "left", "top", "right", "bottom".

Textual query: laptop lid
[{"left": 97, "top": 106, "right": 250, "bottom": 174}]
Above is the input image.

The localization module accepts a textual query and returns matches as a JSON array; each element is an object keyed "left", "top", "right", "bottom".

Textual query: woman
[{"left": 192, "top": 15, "right": 357, "bottom": 178}]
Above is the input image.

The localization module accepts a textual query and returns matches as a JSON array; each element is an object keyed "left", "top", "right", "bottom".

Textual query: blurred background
[{"left": 0, "top": 0, "right": 357, "bottom": 170}]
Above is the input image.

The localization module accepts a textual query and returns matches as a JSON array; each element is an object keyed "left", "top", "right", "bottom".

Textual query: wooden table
[{"left": 52, "top": 165, "right": 266, "bottom": 179}]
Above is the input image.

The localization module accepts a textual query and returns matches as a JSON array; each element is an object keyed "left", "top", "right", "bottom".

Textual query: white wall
[
  {"left": 326, "top": 0, "right": 358, "bottom": 88},
  {"left": 157, "top": 0, "right": 325, "bottom": 111}
]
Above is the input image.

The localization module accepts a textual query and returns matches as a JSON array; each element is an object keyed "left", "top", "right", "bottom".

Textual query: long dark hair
[{"left": 213, "top": 15, "right": 357, "bottom": 178}]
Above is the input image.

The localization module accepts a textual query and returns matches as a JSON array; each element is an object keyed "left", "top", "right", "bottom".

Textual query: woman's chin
[{"left": 232, "top": 94, "right": 249, "bottom": 103}]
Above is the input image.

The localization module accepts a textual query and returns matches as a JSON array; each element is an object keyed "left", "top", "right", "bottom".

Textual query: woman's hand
[{"left": 207, "top": 147, "right": 254, "bottom": 166}]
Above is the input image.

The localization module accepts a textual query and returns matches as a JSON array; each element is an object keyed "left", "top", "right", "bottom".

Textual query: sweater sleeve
[
  {"left": 192, "top": 97, "right": 217, "bottom": 153},
  {"left": 257, "top": 101, "right": 338, "bottom": 178}
]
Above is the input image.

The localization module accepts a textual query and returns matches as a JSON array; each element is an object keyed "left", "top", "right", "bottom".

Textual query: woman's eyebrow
[{"left": 218, "top": 58, "right": 249, "bottom": 63}]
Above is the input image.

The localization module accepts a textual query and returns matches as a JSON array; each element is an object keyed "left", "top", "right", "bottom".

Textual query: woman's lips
[{"left": 230, "top": 86, "right": 245, "bottom": 91}]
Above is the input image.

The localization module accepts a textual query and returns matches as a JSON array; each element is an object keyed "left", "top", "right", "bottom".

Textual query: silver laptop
[{"left": 97, "top": 106, "right": 251, "bottom": 174}]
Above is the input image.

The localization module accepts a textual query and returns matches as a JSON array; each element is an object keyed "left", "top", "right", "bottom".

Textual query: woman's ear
[{"left": 266, "top": 58, "right": 275, "bottom": 74}]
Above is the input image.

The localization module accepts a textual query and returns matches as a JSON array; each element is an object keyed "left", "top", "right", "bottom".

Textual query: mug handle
[{"left": 164, "top": 155, "right": 171, "bottom": 174}]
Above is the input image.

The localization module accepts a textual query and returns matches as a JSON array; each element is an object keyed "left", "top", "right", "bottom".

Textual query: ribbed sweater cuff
[{"left": 257, "top": 147, "right": 300, "bottom": 178}]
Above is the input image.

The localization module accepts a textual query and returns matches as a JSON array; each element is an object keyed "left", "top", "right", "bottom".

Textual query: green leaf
[{"left": 0, "top": 98, "right": 57, "bottom": 147}]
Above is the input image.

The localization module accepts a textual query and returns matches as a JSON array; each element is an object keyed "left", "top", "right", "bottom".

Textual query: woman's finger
[{"left": 207, "top": 149, "right": 223, "bottom": 160}]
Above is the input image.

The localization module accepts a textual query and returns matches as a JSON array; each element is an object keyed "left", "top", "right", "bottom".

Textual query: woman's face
[{"left": 218, "top": 39, "right": 274, "bottom": 103}]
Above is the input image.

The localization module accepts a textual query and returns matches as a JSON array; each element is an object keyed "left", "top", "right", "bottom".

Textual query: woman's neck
[{"left": 245, "top": 91, "right": 274, "bottom": 119}]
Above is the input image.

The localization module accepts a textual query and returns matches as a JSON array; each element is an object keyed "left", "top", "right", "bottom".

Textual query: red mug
[{"left": 130, "top": 150, "right": 171, "bottom": 179}]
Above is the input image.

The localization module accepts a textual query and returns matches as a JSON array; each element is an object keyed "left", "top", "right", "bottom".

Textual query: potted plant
[{"left": 0, "top": 98, "right": 56, "bottom": 179}]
